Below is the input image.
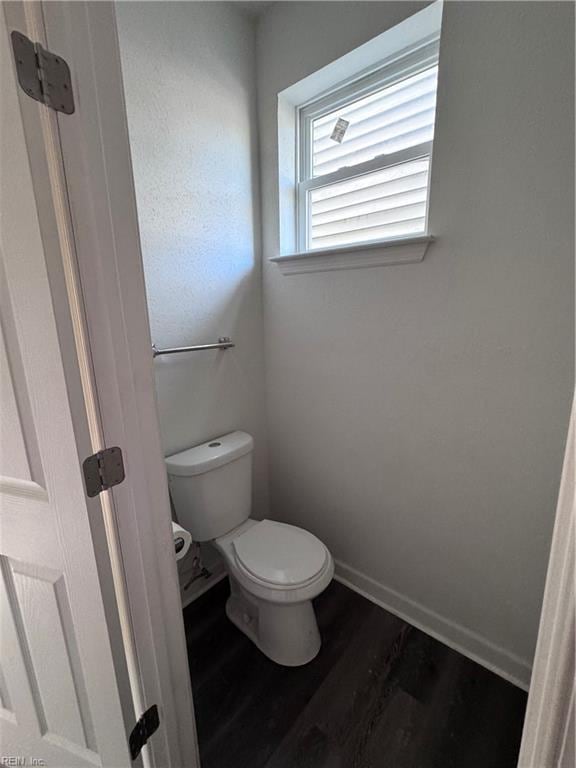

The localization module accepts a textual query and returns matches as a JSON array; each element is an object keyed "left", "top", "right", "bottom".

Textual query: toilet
[{"left": 166, "top": 431, "right": 334, "bottom": 666}]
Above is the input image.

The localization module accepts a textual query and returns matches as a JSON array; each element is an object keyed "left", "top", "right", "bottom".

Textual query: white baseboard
[{"left": 334, "top": 560, "right": 532, "bottom": 691}]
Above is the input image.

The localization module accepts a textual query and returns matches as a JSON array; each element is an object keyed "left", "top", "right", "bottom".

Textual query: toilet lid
[{"left": 232, "top": 520, "right": 328, "bottom": 587}]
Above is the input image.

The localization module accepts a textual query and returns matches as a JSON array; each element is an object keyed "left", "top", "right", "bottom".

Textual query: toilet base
[{"left": 226, "top": 576, "right": 321, "bottom": 666}]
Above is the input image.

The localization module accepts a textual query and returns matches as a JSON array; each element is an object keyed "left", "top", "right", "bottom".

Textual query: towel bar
[{"left": 152, "top": 337, "right": 234, "bottom": 357}]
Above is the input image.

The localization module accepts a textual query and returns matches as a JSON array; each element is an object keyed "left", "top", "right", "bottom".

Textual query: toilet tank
[{"left": 165, "top": 431, "right": 253, "bottom": 542}]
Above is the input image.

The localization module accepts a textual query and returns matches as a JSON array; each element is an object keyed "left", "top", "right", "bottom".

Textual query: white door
[{"left": 0, "top": 7, "right": 133, "bottom": 766}]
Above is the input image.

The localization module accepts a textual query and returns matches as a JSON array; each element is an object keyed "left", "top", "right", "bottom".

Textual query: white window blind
[{"left": 298, "top": 43, "right": 439, "bottom": 253}]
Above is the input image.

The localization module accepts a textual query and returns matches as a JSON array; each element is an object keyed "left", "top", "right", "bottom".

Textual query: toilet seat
[{"left": 232, "top": 519, "right": 329, "bottom": 589}]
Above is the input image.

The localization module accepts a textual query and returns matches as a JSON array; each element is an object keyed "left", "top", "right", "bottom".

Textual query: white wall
[
  {"left": 257, "top": 1, "right": 574, "bottom": 686},
  {"left": 117, "top": 1, "right": 268, "bottom": 517}
]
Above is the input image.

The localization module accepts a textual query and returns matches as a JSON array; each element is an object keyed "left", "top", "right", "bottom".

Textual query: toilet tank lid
[{"left": 165, "top": 431, "right": 254, "bottom": 477}]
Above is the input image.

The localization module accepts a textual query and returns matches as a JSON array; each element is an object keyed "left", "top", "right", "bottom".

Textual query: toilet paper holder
[
  {"left": 174, "top": 536, "right": 186, "bottom": 555},
  {"left": 172, "top": 521, "right": 192, "bottom": 561}
]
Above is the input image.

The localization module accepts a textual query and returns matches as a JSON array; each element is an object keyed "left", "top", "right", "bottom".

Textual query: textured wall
[
  {"left": 257, "top": 1, "right": 574, "bottom": 683},
  {"left": 117, "top": 1, "right": 268, "bottom": 516}
]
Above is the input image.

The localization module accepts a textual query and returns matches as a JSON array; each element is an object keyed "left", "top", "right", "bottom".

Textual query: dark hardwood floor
[{"left": 184, "top": 579, "right": 527, "bottom": 768}]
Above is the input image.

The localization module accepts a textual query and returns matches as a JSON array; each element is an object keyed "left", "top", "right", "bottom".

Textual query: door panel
[
  {"left": 0, "top": 8, "right": 131, "bottom": 766},
  {"left": 0, "top": 322, "right": 34, "bottom": 482}
]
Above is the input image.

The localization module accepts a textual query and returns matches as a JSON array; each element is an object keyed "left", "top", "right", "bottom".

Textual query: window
[{"left": 297, "top": 42, "right": 439, "bottom": 253}]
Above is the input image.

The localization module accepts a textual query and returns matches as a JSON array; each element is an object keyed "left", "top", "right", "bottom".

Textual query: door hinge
[
  {"left": 129, "top": 705, "right": 160, "bottom": 761},
  {"left": 82, "top": 447, "right": 125, "bottom": 498},
  {"left": 11, "top": 30, "right": 75, "bottom": 114}
]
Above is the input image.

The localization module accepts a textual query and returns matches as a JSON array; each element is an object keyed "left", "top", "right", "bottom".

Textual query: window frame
[{"left": 296, "top": 39, "right": 440, "bottom": 253}]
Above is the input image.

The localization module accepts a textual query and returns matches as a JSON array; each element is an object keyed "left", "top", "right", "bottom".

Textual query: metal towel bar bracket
[{"left": 152, "top": 337, "right": 235, "bottom": 357}]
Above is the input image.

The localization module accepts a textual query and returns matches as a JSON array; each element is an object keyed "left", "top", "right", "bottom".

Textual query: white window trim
[
  {"left": 269, "top": 234, "right": 435, "bottom": 275},
  {"left": 274, "top": 1, "right": 444, "bottom": 273},
  {"left": 296, "top": 143, "right": 434, "bottom": 254},
  {"left": 296, "top": 39, "right": 439, "bottom": 254}
]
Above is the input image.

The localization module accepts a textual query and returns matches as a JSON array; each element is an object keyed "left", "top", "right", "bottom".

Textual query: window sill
[{"left": 270, "top": 235, "right": 434, "bottom": 275}]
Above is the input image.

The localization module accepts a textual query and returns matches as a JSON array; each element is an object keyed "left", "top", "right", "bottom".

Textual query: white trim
[
  {"left": 299, "top": 144, "right": 434, "bottom": 193},
  {"left": 277, "top": 2, "right": 444, "bottom": 259},
  {"left": 20, "top": 0, "right": 148, "bottom": 730},
  {"left": 35, "top": 3, "right": 200, "bottom": 766},
  {"left": 297, "top": 145, "right": 433, "bottom": 252},
  {"left": 558, "top": 691, "right": 575, "bottom": 768},
  {"left": 2, "top": 2, "right": 136, "bottom": 760},
  {"left": 518, "top": 398, "right": 575, "bottom": 767},
  {"left": 298, "top": 39, "right": 440, "bottom": 122},
  {"left": 279, "top": 2, "right": 444, "bottom": 107},
  {"left": 295, "top": 24, "right": 439, "bottom": 252},
  {"left": 334, "top": 559, "right": 532, "bottom": 690},
  {"left": 271, "top": 235, "right": 433, "bottom": 275}
]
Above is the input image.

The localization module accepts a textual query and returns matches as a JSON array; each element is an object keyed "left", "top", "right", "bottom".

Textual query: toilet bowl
[
  {"left": 215, "top": 519, "right": 334, "bottom": 665},
  {"left": 166, "top": 431, "right": 334, "bottom": 666}
]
